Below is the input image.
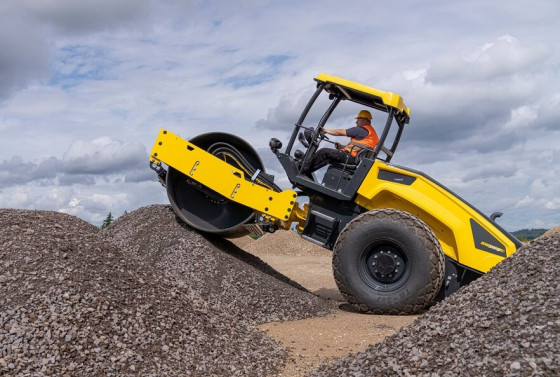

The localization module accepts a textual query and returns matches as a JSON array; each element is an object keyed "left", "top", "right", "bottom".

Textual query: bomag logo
[{"left": 480, "top": 241, "right": 505, "bottom": 254}]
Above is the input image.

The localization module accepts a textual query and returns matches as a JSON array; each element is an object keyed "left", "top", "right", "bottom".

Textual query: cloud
[
  {"left": 392, "top": 35, "right": 557, "bottom": 159},
  {"left": 0, "top": 135, "right": 166, "bottom": 225},
  {"left": 22, "top": 0, "right": 153, "bottom": 34},
  {"left": 0, "top": 0, "right": 199, "bottom": 102},
  {"left": 254, "top": 35, "right": 557, "bottom": 159},
  {"left": 1, "top": 1, "right": 559, "bottom": 231},
  {"left": 59, "top": 192, "right": 128, "bottom": 218},
  {"left": 534, "top": 93, "right": 560, "bottom": 131},
  {"left": 0, "top": 2, "right": 49, "bottom": 101},
  {"left": 545, "top": 198, "right": 560, "bottom": 210},
  {"left": 462, "top": 161, "right": 517, "bottom": 182},
  {"left": 63, "top": 137, "right": 146, "bottom": 174},
  {"left": 0, "top": 180, "right": 166, "bottom": 226},
  {"left": 0, "top": 156, "right": 60, "bottom": 186},
  {"left": 0, "top": 138, "right": 149, "bottom": 188},
  {"left": 255, "top": 92, "right": 313, "bottom": 131},
  {"left": 513, "top": 177, "right": 560, "bottom": 224},
  {"left": 503, "top": 105, "right": 539, "bottom": 131},
  {"left": 426, "top": 35, "right": 550, "bottom": 84},
  {"left": 53, "top": 180, "right": 167, "bottom": 225}
]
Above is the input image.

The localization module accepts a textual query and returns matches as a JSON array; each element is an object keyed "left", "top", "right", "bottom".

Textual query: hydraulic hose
[{"left": 206, "top": 142, "right": 282, "bottom": 192}]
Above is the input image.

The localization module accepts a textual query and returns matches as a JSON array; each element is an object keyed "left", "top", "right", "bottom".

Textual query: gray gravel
[
  {"left": 0, "top": 206, "right": 332, "bottom": 376},
  {"left": 2, "top": 204, "right": 558, "bottom": 376},
  {"left": 102, "top": 205, "right": 335, "bottom": 324},
  {"left": 310, "top": 233, "right": 560, "bottom": 377}
]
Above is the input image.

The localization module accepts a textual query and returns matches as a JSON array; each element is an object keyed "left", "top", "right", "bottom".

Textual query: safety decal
[{"left": 470, "top": 219, "right": 506, "bottom": 257}]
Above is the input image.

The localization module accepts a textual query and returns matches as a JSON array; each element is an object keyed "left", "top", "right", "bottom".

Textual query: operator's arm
[
  {"left": 322, "top": 128, "right": 348, "bottom": 149},
  {"left": 322, "top": 128, "right": 347, "bottom": 136}
]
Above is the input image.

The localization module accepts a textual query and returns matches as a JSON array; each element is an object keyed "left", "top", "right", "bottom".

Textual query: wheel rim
[{"left": 358, "top": 240, "right": 411, "bottom": 292}]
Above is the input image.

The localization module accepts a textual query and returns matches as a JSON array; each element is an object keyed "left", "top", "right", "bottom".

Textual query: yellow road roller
[{"left": 149, "top": 73, "right": 521, "bottom": 314}]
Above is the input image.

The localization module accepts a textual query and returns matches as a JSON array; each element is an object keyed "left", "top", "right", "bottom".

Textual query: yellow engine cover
[{"left": 354, "top": 161, "right": 519, "bottom": 273}]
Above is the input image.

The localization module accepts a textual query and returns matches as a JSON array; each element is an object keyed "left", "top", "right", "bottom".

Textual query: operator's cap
[{"left": 356, "top": 110, "right": 372, "bottom": 119}]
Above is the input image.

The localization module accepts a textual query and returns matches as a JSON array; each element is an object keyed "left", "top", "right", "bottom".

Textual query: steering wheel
[
  {"left": 311, "top": 130, "right": 325, "bottom": 148},
  {"left": 298, "top": 131, "right": 310, "bottom": 148}
]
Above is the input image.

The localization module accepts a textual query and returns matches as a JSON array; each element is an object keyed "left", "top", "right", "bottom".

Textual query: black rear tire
[{"left": 333, "top": 209, "right": 444, "bottom": 314}]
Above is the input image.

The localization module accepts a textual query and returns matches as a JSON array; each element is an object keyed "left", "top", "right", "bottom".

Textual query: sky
[{"left": 0, "top": 0, "right": 559, "bottom": 231}]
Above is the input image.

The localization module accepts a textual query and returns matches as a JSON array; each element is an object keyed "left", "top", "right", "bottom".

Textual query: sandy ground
[{"left": 231, "top": 231, "right": 418, "bottom": 376}]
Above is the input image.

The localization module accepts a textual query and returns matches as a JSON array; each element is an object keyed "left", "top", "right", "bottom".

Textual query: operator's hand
[{"left": 335, "top": 142, "right": 343, "bottom": 149}]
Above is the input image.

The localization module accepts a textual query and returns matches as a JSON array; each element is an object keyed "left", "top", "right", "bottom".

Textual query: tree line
[{"left": 511, "top": 228, "right": 548, "bottom": 242}]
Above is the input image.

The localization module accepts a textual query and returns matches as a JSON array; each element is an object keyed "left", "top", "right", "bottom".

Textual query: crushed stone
[
  {"left": 310, "top": 233, "right": 560, "bottom": 377},
  {"left": 0, "top": 206, "right": 333, "bottom": 376},
  {"left": 102, "top": 205, "right": 335, "bottom": 324}
]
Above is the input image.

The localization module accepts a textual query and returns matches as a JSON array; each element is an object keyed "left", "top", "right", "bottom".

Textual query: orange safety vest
[{"left": 343, "top": 125, "right": 379, "bottom": 157}]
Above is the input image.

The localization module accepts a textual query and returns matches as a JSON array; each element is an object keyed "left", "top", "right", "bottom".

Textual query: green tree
[
  {"left": 101, "top": 212, "right": 114, "bottom": 229},
  {"left": 511, "top": 228, "right": 548, "bottom": 241}
]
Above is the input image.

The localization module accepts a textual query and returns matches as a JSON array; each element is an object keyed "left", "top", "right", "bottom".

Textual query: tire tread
[{"left": 332, "top": 208, "right": 444, "bottom": 314}]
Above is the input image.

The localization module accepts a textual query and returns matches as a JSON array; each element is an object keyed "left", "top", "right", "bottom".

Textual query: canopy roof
[{"left": 314, "top": 73, "right": 410, "bottom": 123}]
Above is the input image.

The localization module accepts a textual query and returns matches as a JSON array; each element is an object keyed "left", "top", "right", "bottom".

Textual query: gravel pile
[
  {"left": 4, "top": 204, "right": 557, "bottom": 376},
  {"left": 541, "top": 226, "right": 560, "bottom": 239},
  {"left": 311, "top": 233, "right": 560, "bottom": 377},
  {"left": 241, "top": 230, "right": 329, "bottom": 257},
  {"left": 102, "top": 205, "right": 334, "bottom": 324},
  {"left": 0, "top": 207, "right": 331, "bottom": 376}
]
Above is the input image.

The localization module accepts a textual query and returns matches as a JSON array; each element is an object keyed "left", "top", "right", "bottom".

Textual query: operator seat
[{"left": 329, "top": 146, "right": 372, "bottom": 173}]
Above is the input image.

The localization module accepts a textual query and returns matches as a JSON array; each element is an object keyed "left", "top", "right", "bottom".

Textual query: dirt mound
[
  {"left": 311, "top": 233, "right": 560, "bottom": 376},
  {"left": 0, "top": 208, "right": 329, "bottom": 376},
  {"left": 103, "top": 205, "right": 334, "bottom": 324}
]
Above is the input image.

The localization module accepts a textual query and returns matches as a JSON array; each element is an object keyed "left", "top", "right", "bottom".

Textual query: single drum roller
[
  {"left": 150, "top": 73, "right": 523, "bottom": 314},
  {"left": 166, "top": 132, "right": 268, "bottom": 237}
]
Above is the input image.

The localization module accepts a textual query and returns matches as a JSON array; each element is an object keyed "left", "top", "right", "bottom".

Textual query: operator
[{"left": 301, "top": 110, "right": 379, "bottom": 174}]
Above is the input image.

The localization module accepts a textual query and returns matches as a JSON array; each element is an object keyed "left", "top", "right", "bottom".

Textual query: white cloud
[
  {"left": 402, "top": 69, "right": 426, "bottom": 82},
  {"left": 426, "top": 35, "right": 550, "bottom": 84},
  {"left": 0, "top": 0, "right": 559, "bottom": 230},
  {"left": 545, "top": 198, "right": 560, "bottom": 210},
  {"left": 504, "top": 105, "right": 539, "bottom": 130},
  {"left": 0, "top": 137, "right": 149, "bottom": 193},
  {"left": 63, "top": 137, "right": 147, "bottom": 174},
  {"left": 529, "top": 178, "right": 556, "bottom": 199},
  {"left": 515, "top": 196, "right": 534, "bottom": 209}
]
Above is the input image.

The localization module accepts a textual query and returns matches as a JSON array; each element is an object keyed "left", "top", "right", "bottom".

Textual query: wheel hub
[
  {"left": 375, "top": 252, "right": 397, "bottom": 275},
  {"left": 365, "top": 246, "right": 407, "bottom": 286}
]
